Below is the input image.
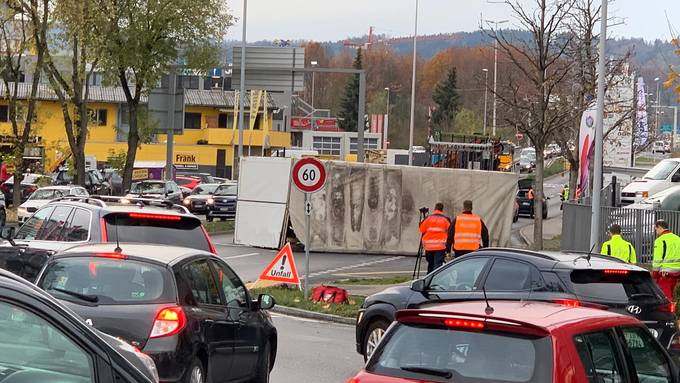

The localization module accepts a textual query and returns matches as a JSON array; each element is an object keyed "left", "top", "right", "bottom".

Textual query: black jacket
[{"left": 446, "top": 211, "right": 490, "bottom": 252}]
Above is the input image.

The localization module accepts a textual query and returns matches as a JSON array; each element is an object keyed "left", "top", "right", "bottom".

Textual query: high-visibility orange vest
[
  {"left": 453, "top": 214, "right": 482, "bottom": 251},
  {"left": 528, "top": 189, "right": 534, "bottom": 200},
  {"left": 419, "top": 211, "right": 450, "bottom": 251}
]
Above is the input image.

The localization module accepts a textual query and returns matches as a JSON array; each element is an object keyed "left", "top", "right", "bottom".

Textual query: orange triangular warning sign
[{"left": 258, "top": 243, "right": 301, "bottom": 285}]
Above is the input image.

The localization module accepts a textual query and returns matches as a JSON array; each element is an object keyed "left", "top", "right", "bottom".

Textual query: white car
[
  {"left": 17, "top": 185, "right": 88, "bottom": 223},
  {"left": 620, "top": 158, "right": 680, "bottom": 205}
]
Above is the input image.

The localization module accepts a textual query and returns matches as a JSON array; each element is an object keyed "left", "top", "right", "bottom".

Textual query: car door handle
[{"left": 205, "top": 319, "right": 215, "bottom": 325}]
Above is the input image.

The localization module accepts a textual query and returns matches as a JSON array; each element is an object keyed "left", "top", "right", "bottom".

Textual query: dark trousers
[{"left": 425, "top": 250, "right": 446, "bottom": 274}]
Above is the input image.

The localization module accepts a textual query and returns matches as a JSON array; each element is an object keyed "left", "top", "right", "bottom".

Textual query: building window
[
  {"left": 88, "top": 109, "right": 108, "bottom": 126},
  {"left": 218, "top": 113, "right": 233, "bottom": 129},
  {"left": 0, "top": 105, "right": 8, "bottom": 122},
  {"left": 204, "top": 77, "right": 224, "bottom": 90},
  {"left": 185, "top": 112, "right": 202, "bottom": 129},
  {"left": 178, "top": 75, "right": 199, "bottom": 90},
  {"left": 312, "top": 136, "right": 341, "bottom": 156},
  {"left": 350, "top": 137, "right": 379, "bottom": 153}
]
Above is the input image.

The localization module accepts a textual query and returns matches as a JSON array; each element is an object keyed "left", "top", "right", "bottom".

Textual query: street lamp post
[
  {"left": 237, "top": 0, "right": 247, "bottom": 177},
  {"left": 311, "top": 60, "right": 318, "bottom": 130},
  {"left": 482, "top": 68, "right": 489, "bottom": 136},
  {"left": 407, "top": 0, "right": 419, "bottom": 166},
  {"left": 655, "top": 77, "right": 661, "bottom": 135},
  {"left": 384, "top": 87, "right": 390, "bottom": 149},
  {"left": 485, "top": 19, "right": 509, "bottom": 137}
]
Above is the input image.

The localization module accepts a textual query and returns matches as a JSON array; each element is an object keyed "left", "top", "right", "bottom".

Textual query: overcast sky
[{"left": 225, "top": 0, "right": 679, "bottom": 42}]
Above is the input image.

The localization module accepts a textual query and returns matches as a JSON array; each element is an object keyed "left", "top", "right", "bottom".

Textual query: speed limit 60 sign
[{"left": 292, "top": 157, "right": 326, "bottom": 193}]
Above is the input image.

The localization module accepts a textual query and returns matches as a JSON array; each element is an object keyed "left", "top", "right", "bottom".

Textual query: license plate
[{"left": 522, "top": 202, "right": 530, "bottom": 206}]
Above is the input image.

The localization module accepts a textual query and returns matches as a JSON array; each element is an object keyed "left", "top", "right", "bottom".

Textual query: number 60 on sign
[{"left": 292, "top": 157, "right": 326, "bottom": 193}]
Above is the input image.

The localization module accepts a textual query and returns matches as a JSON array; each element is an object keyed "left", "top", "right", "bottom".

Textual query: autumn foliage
[{"left": 665, "top": 38, "right": 680, "bottom": 102}]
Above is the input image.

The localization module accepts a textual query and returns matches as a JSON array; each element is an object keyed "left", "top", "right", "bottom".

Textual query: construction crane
[{"left": 343, "top": 26, "right": 374, "bottom": 50}]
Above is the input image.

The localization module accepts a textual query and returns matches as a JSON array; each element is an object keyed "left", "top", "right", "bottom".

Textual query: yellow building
[{"left": 0, "top": 83, "right": 291, "bottom": 178}]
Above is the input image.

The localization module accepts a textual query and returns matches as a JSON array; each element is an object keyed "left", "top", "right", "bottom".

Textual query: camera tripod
[{"left": 412, "top": 208, "right": 429, "bottom": 280}]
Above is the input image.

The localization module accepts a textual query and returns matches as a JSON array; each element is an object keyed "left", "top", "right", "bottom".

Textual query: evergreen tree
[
  {"left": 431, "top": 66, "right": 461, "bottom": 131},
  {"left": 338, "top": 48, "right": 363, "bottom": 132}
]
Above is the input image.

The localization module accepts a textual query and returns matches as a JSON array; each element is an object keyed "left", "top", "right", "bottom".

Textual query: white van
[
  {"left": 652, "top": 141, "right": 667, "bottom": 154},
  {"left": 620, "top": 158, "right": 680, "bottom": 205}
]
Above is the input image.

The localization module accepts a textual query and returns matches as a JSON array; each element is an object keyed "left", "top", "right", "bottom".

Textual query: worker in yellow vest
[
  {"left": 653, "top": 220, "right": 680, "bottom": 301},
  {"left": 600, "top": 224, "right": 636, "bottom": 263}
]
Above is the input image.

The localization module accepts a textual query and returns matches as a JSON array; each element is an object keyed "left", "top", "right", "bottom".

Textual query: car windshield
[
  {"left": 192, "top": 184, "right": 219, "bottom": 195},
  {"left": 643, "top": 160, "right": 679, "bottom": 180},
  {"left": 29, "top": 189, "right": 67, "bottom": 200},
  {"left": 568, "top": 270, "right": 662, "bottom": 304},
  {"left": 130, "top": 182, "right": 165, "bottom": 194},
  {"left": 367, "top": 323, "right": 552, "bottom": 383},
  {"left": 39, "top": 256, "right": 174, "bottom": 305},
  {"left": 214, "top": 184, "right": 238, "bottom": 196},
  {"left": 104, "top": 213, "right": 211, "bottom": 252}
]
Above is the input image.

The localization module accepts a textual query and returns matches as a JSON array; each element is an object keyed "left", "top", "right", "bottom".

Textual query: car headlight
[
  {"left": 636, "top": 191, "right": 649, "bottom": 198},
  {"left": 183, "top": 198, "right": 191, "bottom": 205},
  {"left": 17, "top": 207, "right": 27, "bottom": 214},
  {"left": 207, "top": 198, "right": 215, "bottom": 205}
]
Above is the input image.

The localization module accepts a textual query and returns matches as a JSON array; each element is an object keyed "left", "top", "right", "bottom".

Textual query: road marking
[
  {"left": 223, "top": 252, "right": 260, "bottom": 259},
  {"left": 308, "top": 256, "right": 405, "bottom": 278},
  {"left": 334, "top": 270, "right": 415, "bottom": 276},
  {"left": 213, "top": 242, "right": 244, "bottom": 247}
]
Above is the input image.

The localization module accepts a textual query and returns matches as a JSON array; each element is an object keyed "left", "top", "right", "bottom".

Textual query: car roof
[
  {"left": 47, "top": 199, "right": 198, "bottom": 218},
  {"left": 407, "top": 300, "right": 638, "bottom": 333},
  {"left": 474, "top": 248, "right": 645, "bottom": 271},
  {"left": 55, "top": 243, "right": 212, "bottom": 265},
  {"left": 39, "top": 185, "right": 79, "bottom": 190}
]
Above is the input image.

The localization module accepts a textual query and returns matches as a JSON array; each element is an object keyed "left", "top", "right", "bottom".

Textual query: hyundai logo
[{"left": 627, "top": 305, "right": 642, "bottom": 315}]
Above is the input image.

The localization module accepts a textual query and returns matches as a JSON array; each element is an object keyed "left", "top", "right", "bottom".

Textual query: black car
[
  {"left": 0, "top": 268, "right": 157, "bottom": 383},
  {"left": 206, "top": 183, "right": 238, "bottom": 222},
  {"left": 1, "top": 173, "right": 53, "bottom": 206},
  {"left": 355, "top": 248, "right": 678, "bottom": 361},
  {"left": 37, "top": 243, "right": 278, "bottom": 383},
  {"left": 0, "top": 196, "right": 217, "bottom": 281},
  {"left": 183, "top": 183, "right": 220, "bottom": 214},
  {"left": 516, "top": 188, "right": 548, "bottom": 219},
  {"left": 53, "top": 169, "right": 112, "bottom": 196},
  {"left": 127, "top": 180, "right": 183, "bottom": 205}
]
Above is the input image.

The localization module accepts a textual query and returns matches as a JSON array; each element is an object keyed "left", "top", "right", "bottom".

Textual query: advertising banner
[{"left": 579, "top": 108, "right": 597, "bottom": 192}]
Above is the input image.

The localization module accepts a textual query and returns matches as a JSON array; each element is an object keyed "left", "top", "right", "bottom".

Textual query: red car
[
  {"left": 349, "top": 300, "right": 680, "bottom": 383},
  {"left": 175, "top": 175, "right": 200, "bottom": 190}
]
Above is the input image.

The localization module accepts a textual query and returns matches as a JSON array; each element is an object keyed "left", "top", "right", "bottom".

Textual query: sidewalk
[{"left": 519, "top": 215, "right": 563, "bottom": 249}]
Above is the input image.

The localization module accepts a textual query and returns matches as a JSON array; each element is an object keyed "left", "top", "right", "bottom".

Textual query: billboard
[
  {"left": 232, "top": 46, "right": 305, "bottom": 92},
  {"left": 148, "top": 74, "right": 184, "bottom": 133}
]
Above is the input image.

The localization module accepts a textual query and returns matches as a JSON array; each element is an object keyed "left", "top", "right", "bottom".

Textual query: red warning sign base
[{"left": 258, "top": 243, "right": 301, "bottom": 285}]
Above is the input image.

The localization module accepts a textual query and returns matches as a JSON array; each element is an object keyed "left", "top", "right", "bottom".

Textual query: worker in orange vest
[
  {"left": 419, "top": 202, "right": 451, "bottom": 274},
  {"left": 447, "top": 200, "right": 490, "bottom": 258},
  {"left": 527, "top": 187, "right": 535, "bottom": 200}
]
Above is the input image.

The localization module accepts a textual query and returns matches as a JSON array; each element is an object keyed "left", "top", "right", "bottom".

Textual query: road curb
[
  {"left": 271, "top": 305, "right": 355, "bottom": 325},
  {"left": 519, "top": 226, "right": 533, "bottom": 248}
]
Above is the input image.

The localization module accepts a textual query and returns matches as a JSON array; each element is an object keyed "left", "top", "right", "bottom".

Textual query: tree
[
  {"left": 338, "top": 48, "right": 363, "bottom": 132},
  {"left": 431, "top": 66, "right": 461, "bottom": 132},
  {"left": 92, "top": 0, "right": 232, "bottom": 190},
  {"left": 453, "top": 108, "right": 483, "bottom": 135},
  {"left": 45, "top": 0, "right": 103, "bottom": 186},
  {"left": 490, "top": 0, "right": 576, "bottom": 249},
  {"left": 0, "top": 0, "right": 49, "bottom": 208},
  {"left": 665, "top": 37, "right": 680, "bottom": 101}
]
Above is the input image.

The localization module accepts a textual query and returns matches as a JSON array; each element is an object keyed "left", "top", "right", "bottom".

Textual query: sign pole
[{"left": 304, "top": 192, "right": 311, "bottom": 299}]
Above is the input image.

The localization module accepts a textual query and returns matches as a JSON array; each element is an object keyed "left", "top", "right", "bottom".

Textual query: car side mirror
[
  {"left": 2, "top": 226, "right": 15, "bottom": 240},
  {"left": 256, "top": 294, "right": 275, "bottom": 310},
  {"left": 411, "top": 279, "right": 426, "bottom": 292},
  {"left": 672, "top": 174, "right": 680, "bottom": 183}
]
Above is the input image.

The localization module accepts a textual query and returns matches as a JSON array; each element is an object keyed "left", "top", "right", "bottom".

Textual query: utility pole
[
  {"left": 590, "top": 0, "right": 608, "bottom": 250},
  {"left": 310, "top": 61, "right": 318, "bottom": 130},
  {"left": 407, "top": 0, "right": 419, "bottom": 166},
  {"left": 482, "top": 68, "right": 489, "bottom": 135},
  {"left": 484, "top": 19, "right": 508, "bottom": 137},
  {"left": 237, "top": 0, "right": 247, "bottom": 178},
  {"left": 384, "top": 87, "right": 390, "bottom": 149}
]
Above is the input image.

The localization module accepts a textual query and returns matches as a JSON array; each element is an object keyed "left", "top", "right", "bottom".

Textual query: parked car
[
  {"left": 1, "top": 173, "right": 53, "bottom": 206},
  {"left": 518, "top": 148, "right": 536, "bottom": 172},
  {"left": 352, "top": 300, "right": 680, "bottom": 383},
  {"left": 175, "top": 175, "right": 201, "bottom": 191},
  {"left": 37, "top": 243, "right": 278, "bottom": 383},
  {"left": 516, "top": 188, "right": 548, "bottom": 219},
  {"left": 101, "top": 168, "right": 124, "bottom": 195},
  {"left": 355, "top": 248, "right": 678, "bottom": 361},
  {"left": 183, "top": 183, "right": 220, "bottom": 214},
  {"left": 621, "top": 158, "right": 680, "bottom": 205},
  {"left": 126, "top": 180, "right": 182, "bottom": 204},
  {"left": 206, "top": 183, "right": 238, "bottom": 222},
  {"left": 177, "top": 172, "right": 215, "bottom": 184},
  {"left": 18, "top": 185, "right": 88, "bottom": 223},
  {"left": 53, "top": 169, "right": 112, "bottom": 196},
  {"left": 0, "top": 197, "right": 217, "bottom": 281},
  {"left": 0, "top": 268, "right": 159, "bottom": 383}
]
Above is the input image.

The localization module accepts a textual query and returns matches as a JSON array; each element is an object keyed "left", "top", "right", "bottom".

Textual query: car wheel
[
  {"left": 543, "top": 207, "right": 548, "bottom": 220},
  {"left": 513, "top": 213, "right": 519, "bottom": 223},
  {"left": 363, "top": 319, "right": 389, "bottom": 361},
  {"left": 0, "top": 208, "right": 5, "bottom": 228},
  {"left": 252, "top": 341, "right": 271, "bottom": 383},
  {"left": 184, "top": 358, "right": 205, "bottom": 383}
]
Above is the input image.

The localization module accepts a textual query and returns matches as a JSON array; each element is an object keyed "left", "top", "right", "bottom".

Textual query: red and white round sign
[{"left": 292, "top": 157, "right": 326, "bottom": 193}]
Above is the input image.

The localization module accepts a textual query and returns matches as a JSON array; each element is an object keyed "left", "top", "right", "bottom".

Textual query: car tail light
[
  {"left": 26, "top": 185, "right": 37, "bottom": 194},
  {"left": 657, "top": 302, "right": 676, "bottom": 313},
  {"left": 100, "top": 218, "right": 108, "bottom": 242},
  {"left": 128, "top": 212, "right": 181, "bottom": 221},
  {"left": 443, "top": 319, "right": 485, "bottom": 329},
  {"left": 150, "top": 307, "right": 186, "bottom": 338},
  {"left": 0, "top": 184, "right": 8, "bottom": 193},
  {"left": 553, "top": 299, "right": 581, "bottom": 308},
  {"left": 95, "top": 252, "right": 128, "bottom": 260},
  {"left": 346, "top": 379, "right": 360, "bottom": 383},
  {"left": 201, "top": 225, "right": 218, "bottom": 255},
  {"left": 603, "top": 269, "right": 629, "bottom": 275}
]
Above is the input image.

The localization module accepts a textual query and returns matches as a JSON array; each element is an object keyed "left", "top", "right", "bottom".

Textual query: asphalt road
[{"left": 269, "top": 314, "right": 363, "bottom": 383}]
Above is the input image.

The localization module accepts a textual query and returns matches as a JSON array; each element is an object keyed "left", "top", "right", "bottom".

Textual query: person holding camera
[
  {"left": 447, "top": 200, "right": 489, "bottom": 258},
  {"left": 418, "top": 202, "right": 451, "bottom": 274}
]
